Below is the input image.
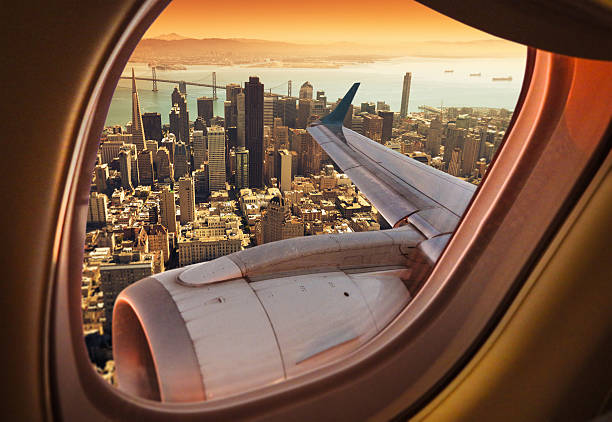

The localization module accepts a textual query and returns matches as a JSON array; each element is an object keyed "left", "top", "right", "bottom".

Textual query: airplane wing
[{"left": 307, "top": 83, "right": 476, "bottom": 238}]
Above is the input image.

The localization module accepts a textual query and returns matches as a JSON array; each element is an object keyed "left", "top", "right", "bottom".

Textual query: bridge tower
[
  {"left": 212, "top": 72, "right": 218, "bottom": 100},
  {"left": 288, "top": 80, "right": 292, "bottom": 97},
  {"left": 151, "top": 66, "right": 158, "bottom": 92}
]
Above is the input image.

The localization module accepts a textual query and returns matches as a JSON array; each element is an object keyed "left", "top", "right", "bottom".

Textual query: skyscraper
[
  {"left": 173, "top": 141, "right": 189, "bottom": 179},
  {"left": 427, "top": 117, "right": 443, "bottom": 157},
  {"left": 197, "top": 97, "right": 214, "bottom": 126},
  {"left": 137, "top": 149, "right": 154, "bottom": 185},
  {"left": 171, "top": 87, "right": 189, "bottom": 144},
  {"left": 193, "top": 165, "right": 210, "bottom": 203},
  {"left": 178, "top": 176, "right": 196, "bottom": 224},
  {"left": 245, "top": 76, "right": 264, "bottom": 188},
  {"left": 378, "top": 110, "right": 394, "bottom": 142},
  {"left": 130, "top": 68, "right": 146, "bottom": 152},
  {"left": 299, "top": 81, "right": 313, "bottom": 100},
  {"left": 263, "top": 95, "right": 276, "bottom": 127},
  {"left": 461, "top": 134, "right": 480, "bottom": 176},
  {"left": 237, "top": 92, "right": 246, "bottom": 148},
  {"left": 235, "top": 147, "right": 249, "bottom": 189},
  {"left": 207, "top": 126, "right": 226, "bottom": 192},
  {"left": 169, "top": 105, "right": 181, "bottom": 140},
  {"left": 159, "top": 186, "right": 177, "bottom": 234},
  {"left": 192, "top": 130, "right": 207, "bottom": 170},
  {"left": 278, "top": 149, "right": 292, "bottom": 192},
  {"left": 278, "top": 97, "right": 297, "bottom": 128},
  {"left": 155, "top": 147, "right": 173, "bottom": 183},
  {"left": 87, "top": 192, "right": 108, "bottom": 224},
  {"left": 225, "top": 83, "right": 242, "bottom": 127},
  {"left": 118, "top": 145, "right": 134, "bottom": 190},
  {"left": 400, "top": 72, "right": 412, "bottom": 119},
  {"left": 363, "top": 114, "right": 383, "bottom": 143},
  {"left": 297, "top": 99, "right": 313, "bottom": 129},
  {"left": 142, "top": 112, "right": 162, "bottom": 142},
  {"left": 94, "top": 164, "right": 109, "bottom": 193}
]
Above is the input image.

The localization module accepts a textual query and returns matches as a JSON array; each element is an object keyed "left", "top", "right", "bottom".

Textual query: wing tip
[{"left": 320, "top": 82, "right": 360, "bottom": 126}]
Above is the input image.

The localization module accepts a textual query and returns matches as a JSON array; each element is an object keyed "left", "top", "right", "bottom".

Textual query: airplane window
[{"left": 81, "top": 0, "right": 525, "bottom": 400}]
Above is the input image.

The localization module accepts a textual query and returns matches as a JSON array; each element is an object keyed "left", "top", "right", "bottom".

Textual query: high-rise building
[
  {"left": 142, "top": 112, "right": 162, "bottom": 142},
  {"left": 378, "top": 110, "right": 394, "bottom": 142},
  {"left": 363, "top": 114, "right": 384, "bottom": 143},
  {"left": 171, "top": 87, "right": 189, "bottom": 144},
  {"left": 178, "top": 176, "right": 196, "bottom": 224},
  {"left": 197, "top": 96, "right": 214, "bottom": 126},
  {"left": 145, "top": 139, "right": 158, "bottom": 154},
  {"left": 87, "top": 192, "right": 108, "bottom": 224},
  {"left": 278, "top": 149, "right": 292, "bottom": 192},
  {"left": 169, "top": 105, "right": 181, "bottom": 140},
  {"left": 278, "top": 97, "right": 297, "bottom": 128},
  {"left": 448, "top": 147, "right": 462, "bottom": 176},
  {"left": 299, "top": 81, "right": 313, "bottom": 100},
  {"left": 160, "top": 136, "right": 175, "bottom": 163},
  {"left": 155, "top": 147, "right": 173, "bottom": 183},
  {"left": 118, "top": 145, "right": 134, "bottom": 190},
  {"left": 193, "top": 116, "right": 206, "bottom": 132},
  {"left": 99, "top": 140, "right": 124, "bottom": 164},
  {"left": 263, "top": 95, "right": 276, "bottom": 127},
  {"left": 361, "top": 102, "right": 376, "bottom": 114},
  {"left": 173, "top": 141, "right": 189, "bottom": 179},
  {"left": 192, "top": 130, "right": 207, "bottom": 170},
  {"left": 223, "top": 101, "right": 232, "bottom": 129},
  {"left": 443, "top": 124, "right": 466, "bottom": 167},
  {"left": 235, "top": 147, "right": 249, "bottom": 189},
  {"left": 260, "top": 196, "right": 304, "bottom": 244},
  {"left": 297, "top": 99, "right": 313, "bottom": 129},
  {"left": 427, "top": 117, "right": 443, "bottom": 157},
  {"left": 245, "top": 76, "right": 264, "bottom": 188},
  {"left": 207, "top": 126, "right": 226, "bottom": 192},
  {"left": 159, "top": 186, "right": 177, "bottom": 234},
  {"left": 130, "top": 68, "right": 146, "bottom": 152},
  {"left": 400, "top": 72, "right": 412, "bottom": 119},
  {"left": 193, "top": 165, "right": 210, "bottom": 203},
  {"left": 461, "top": 134, "right": 480, "bottom": 176},
  {"left": 236, "top": 92, "right": 246, "bottom": 148},
  {"left": 352, "top": 115, "right": 364, "bottom": 135},
  {"left": 225, "top": 83, "right": 242, "bottom": 127},
  {"left": 137, "top": 149, "right": 154, "bottom": 185},
  {"left": 130, "top": 149, "right": 139, "bottom": 187},
  {"left": 94, "top": 164, "right": 109, "bottom": 193},
  {"left": 273, "top": 125, "right": 289, "bottom": 150},
  {"left": 377, "top": 101, "right": 390, "bottom": 111},
  {"left": 316, "top": 90, "right": 327, "bottom": 105}
]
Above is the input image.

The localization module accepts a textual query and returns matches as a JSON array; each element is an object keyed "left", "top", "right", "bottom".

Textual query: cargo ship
[{"left": 492, "top": 76, "right": 512, "bottom": 81}]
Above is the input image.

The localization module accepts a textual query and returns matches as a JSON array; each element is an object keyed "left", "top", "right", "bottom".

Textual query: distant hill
[
  {"left": 129, "top": 37, "right": 524, "bottom": 65},
  {"left": 148, "top": 33, "right": 192, "bottom": 41}
]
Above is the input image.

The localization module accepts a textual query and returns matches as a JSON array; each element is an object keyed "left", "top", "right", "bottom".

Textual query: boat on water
[
  {"left": 492, "top": 76, "right": 513, "bottom": 81},
  {"left": 444, "top": 69, "right": 454, "bottom": 73},
  {"left": 470, "top": 72, "right": 481, "bottom": 76}
]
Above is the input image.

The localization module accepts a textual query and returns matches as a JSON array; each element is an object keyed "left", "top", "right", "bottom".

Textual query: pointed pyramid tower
[{"left": 131, "top": 68, "right": 146, "bottom": 153}]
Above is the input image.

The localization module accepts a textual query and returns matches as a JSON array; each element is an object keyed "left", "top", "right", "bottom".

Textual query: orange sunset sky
[{"left": 144, "top": 0, "right": 500, "bottom": 44}]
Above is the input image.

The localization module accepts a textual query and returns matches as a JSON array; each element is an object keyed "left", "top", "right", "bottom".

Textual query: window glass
[{"left": 82, "top": 0, "right": 524, "bottom": 395}]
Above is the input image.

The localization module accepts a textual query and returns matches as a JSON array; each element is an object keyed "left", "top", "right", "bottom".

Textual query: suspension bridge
[{"left": 119, "top": 66, "right": 292, "bottom": 99}]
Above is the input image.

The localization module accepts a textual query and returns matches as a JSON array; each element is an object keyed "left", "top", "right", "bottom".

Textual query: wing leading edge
[{"left": 307, "top": 83, "right": 477, "bottom": 238}]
